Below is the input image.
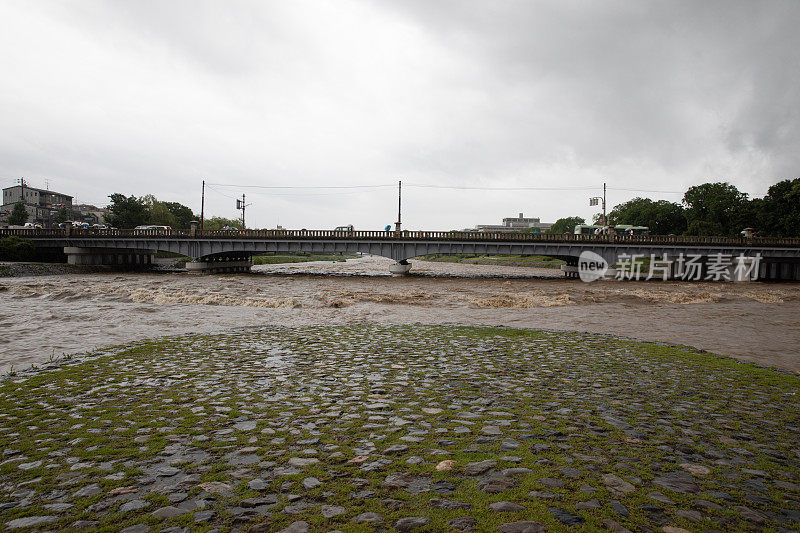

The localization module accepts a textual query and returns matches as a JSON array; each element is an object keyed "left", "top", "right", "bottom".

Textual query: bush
[{"left": 0, "top": 236, "right": 35, "bottom": 261}]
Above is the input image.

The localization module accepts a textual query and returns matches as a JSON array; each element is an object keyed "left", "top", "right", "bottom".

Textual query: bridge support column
[
  {"left": 389, "top": 260, "right": 411, "bottom": 276},
  {"left": 187, "top": 254, "right": 253, "bottom": 274},
  {"left": 64, "top": 247, "right": 155, "bottom": 269}
]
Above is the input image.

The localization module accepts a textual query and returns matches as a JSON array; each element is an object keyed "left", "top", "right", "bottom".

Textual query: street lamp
[{"left": 589, "top": 183, "right": 607, "bottom": 226}]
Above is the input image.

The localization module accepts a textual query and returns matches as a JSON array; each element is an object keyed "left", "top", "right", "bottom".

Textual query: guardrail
[{"left": 2, "top": 228, "right": 799, "bottom": 247}]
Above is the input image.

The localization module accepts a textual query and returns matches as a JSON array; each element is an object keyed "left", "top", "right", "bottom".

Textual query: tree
[
  {"left": 148, "top": 201, "right": 177, "bottom": 227},
  {"left": 683, "top": 182, "right": 748, "bottom": 236},
  {"left": 161, "top": 202, "right": 195, "bottom": 229},
  {"left": 105, "top": 194, "right": 149, "bottom": 229},
  {"left": 685, "top": 220, "right": 724, "bottom": 236},
  {"left": 548, "top": 216, "right": 585, "bottom": 234},
  {"left": 204, "top": 216, "right": 242, "bottom": 230},
  {"left": 0, "top": 236, "right": 34, "bottom": 260},
  {"left": 608, "top": 198, "right": 687, "bottom": 235},
  {"left": 8, "top": 202, "right": 28, "bottom": 226},
  {"left": 755, "top": 178, "right": 800, "bottom": 237},
  {"left": 53, "top": 206, "right": 69, "bottom": 224}
]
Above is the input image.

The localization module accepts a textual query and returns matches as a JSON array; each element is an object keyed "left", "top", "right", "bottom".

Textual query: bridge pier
[
  {"left": 64, "top": 247, "right": 155, "bottom": 269},
  {"left": 389, "top": 260, "right": 412, "bottom": 276},
  {"left": 759, "top": 260, "right": 800, "bottom": 281},
  {"left": 186, "top": 254, "right": 253, "bottom": 274}
]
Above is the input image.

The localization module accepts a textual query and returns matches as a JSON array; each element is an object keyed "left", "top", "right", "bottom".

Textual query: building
[
  {"left": 464, "top": 212, "right": 553, "bottom": 233},
  {"left": 1, "top": 182, "right": 73, "bottom": 227},
  {"left": 74, "top": 204, "right": 109, "bottom": 225}
]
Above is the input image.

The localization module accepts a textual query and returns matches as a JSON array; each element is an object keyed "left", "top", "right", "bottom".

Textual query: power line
[
  {"left": 205, "top": 184, "right": 239, "bottom": 200},
  {"left": 406, "top": 184, "right": 598, "bottom": 191},
  {"left": 206, "top": 181, "right": 684, "bottom": 195},
  {"left": 206, "top": 183, "right": 395, "bottom": 190},
  {"left": 606, "top": 187, "right": 684, "bottom": 194}
]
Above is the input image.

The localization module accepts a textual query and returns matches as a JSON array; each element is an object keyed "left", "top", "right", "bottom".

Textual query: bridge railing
[{"left": 2, "top": 228, "right": 800, "bottom": 247}]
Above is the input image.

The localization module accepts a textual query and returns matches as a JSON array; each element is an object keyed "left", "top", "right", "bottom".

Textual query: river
[{"left": 1, "top": 255, "right": 798, "bottom": 373}]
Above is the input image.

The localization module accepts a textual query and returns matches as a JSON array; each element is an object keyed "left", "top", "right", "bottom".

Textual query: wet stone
[
  {"left": 151, "top": 505, "right": 189, "bottom": 519},
  {"left": 429, "top": 498, "right": 472, "bottom": 509},
  {"left": 395, "top": 516, "right": 431, "bottom": 531},
  {"left": 5, "top": 516, "right": 58, "bottom": 529},
  {"left": 276, "top": 522, "right": 309, "bottom": 533},
  {"left": 248, "top": 478, "right": 268, "bottom": 491},
  {"left": 575, "top": 498, "right": 601, "bottom": 510},
  {"left": 500, "top": 438, "right": 520, "bottom": 451},
  {"left": 120, "top": 525, "right": 150, "bottom": 533},
  {"left": 73, "top": 483, "right": 102, "bottom": 498},
  {"left": 194, "top": 509, "right": 215, "bottom": 522},
  {"left": 321, "top": 505, "right": 346, "bottom": 518},
  {"left": 497, "top": 521, "right": 546, "bottom": 533},
  {"left": 537, "top": 477, "right": 565, "bottom": 488},
  {"left": 464, "top": 460, "right": 496, "bottom": 475},
  {"left": 653, "top": 471, "right": 700, "bottom": 494},
  {"left": 478, "top": 478, "right": 515, "bottom": 493},
  {"left": 549, "top": 507, "right": 585, "bottom": 526},
  {"left": 603, "top": 474, "right": 635, "bottom": 495},
  {"left": 529, "top": 490, "right": 558, "bottom": 499},
  {"left": 490, "top": 501, "right": 526, "bottom": 512},
  {"left": 301, "top": 477, "right": 321, "bottom": 489},
  {"left": 120, "top": 499, "right": 150, "bottom": 513},
  {"left": 352, "top": 511, "right": 383, "bottom": 523},
  {"left": 446, "top": 517, "right": 481, "bottom": 533}
]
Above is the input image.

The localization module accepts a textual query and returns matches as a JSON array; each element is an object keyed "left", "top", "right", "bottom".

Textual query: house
[
  {"left": 464, "top": 212, "right": 553, "bottom": 233},
  {"left": 1, "top": 182, "right": 73, "bottom": 227}
]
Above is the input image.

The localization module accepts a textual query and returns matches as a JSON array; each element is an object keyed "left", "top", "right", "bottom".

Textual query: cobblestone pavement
[{"left": 0, "top": 325, "right": 798, "bottom": 532}]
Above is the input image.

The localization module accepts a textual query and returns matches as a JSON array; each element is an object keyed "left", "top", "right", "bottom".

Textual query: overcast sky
[{"left": 1, "top": 0, "right": 798, "bottom": 229}]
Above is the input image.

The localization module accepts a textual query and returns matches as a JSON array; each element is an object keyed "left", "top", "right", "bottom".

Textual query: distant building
[
  {"left": 74, "top": 204, "right": 109, "bottom": 225},
  {"left": 464, "top": 212, "right": 553, "bottom": 233},
  {"left": 1, "top": 182, "right": 73, "bottom": 227}
]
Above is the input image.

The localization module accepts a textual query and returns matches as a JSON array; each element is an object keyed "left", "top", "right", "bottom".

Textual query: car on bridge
[{"left": 133, "top": 225, "right": 172, "bottom": 234}]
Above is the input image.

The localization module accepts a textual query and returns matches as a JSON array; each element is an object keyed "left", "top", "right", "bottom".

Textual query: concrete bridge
[{"left": 2, "top": 226, "right": 800, "bottom": 280}]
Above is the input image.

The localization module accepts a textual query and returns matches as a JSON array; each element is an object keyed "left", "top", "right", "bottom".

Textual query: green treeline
[
  {"left": 549, "top": 179, "right": 800, "bottom": 236},
  {"left": 105, "top": 194, "right": 242, "bottom": 230}
]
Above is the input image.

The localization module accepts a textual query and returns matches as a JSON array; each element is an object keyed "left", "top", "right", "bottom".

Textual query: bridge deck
[{"left": 3, "top": 228, "right": 800, "bottom": 247}]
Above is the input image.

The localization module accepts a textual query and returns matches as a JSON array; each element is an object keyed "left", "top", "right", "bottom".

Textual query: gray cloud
[{"left": 1, "top": 0, "right": 797, "bottom": 229}]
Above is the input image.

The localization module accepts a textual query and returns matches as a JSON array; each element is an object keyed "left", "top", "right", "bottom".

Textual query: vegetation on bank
[
  {"left": 0, "top": 236, "right": 34, "bottom": 261},
  {"left": 252, "top": 252, "right": 358, "bottom": 265},
  {"left": 420, "top": 254, "right": 565, "bottom": 269}
]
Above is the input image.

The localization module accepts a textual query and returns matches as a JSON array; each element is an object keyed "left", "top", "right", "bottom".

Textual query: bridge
[{"left": 2, "top": 226, "right": 800, "bottom": 280}]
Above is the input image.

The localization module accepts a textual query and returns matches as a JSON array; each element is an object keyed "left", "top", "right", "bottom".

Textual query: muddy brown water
[{"left": 1, "top": 256, "right": 798, "bottom": 373}]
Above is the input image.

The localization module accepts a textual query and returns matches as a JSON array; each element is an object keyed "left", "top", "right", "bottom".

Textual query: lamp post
[{"left": 589, "top": 182, "right": 606, "bottom": 226}]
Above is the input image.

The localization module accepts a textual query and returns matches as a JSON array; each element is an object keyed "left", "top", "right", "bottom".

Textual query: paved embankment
[{"left": 0, "top": 325, "right": 798, "bottom": 531}]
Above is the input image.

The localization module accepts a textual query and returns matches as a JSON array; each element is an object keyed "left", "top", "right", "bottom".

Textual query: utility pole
[
  {"left": 395, "top": 180, "right": 402, "bottom": 232},
  {"left": 589, "top": 181, "right": 607, "bottom": 226},
  {"left": 603, "top": 182, "right": 607, "bottom": 226},
  {"left": 200, "top": 180, "right": 205, "bottom": 230},
  {"left": 236, "top": 194, "right": 250, "bottom": 230}
]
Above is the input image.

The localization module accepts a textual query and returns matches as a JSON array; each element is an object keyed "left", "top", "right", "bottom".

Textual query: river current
[{"left": 1, "top": 256, "right": 799, "bottom": 373}]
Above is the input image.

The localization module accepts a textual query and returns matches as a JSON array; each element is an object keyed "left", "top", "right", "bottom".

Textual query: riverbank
[
  {"left": 1, "top": 325, "right": 797, "bottom": 531},
  {"left": 0, "top": 262, "right": 107, "bottom": 277},
  {"left": 420, "top": 254, "right": 565, "bottom": 269}
]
